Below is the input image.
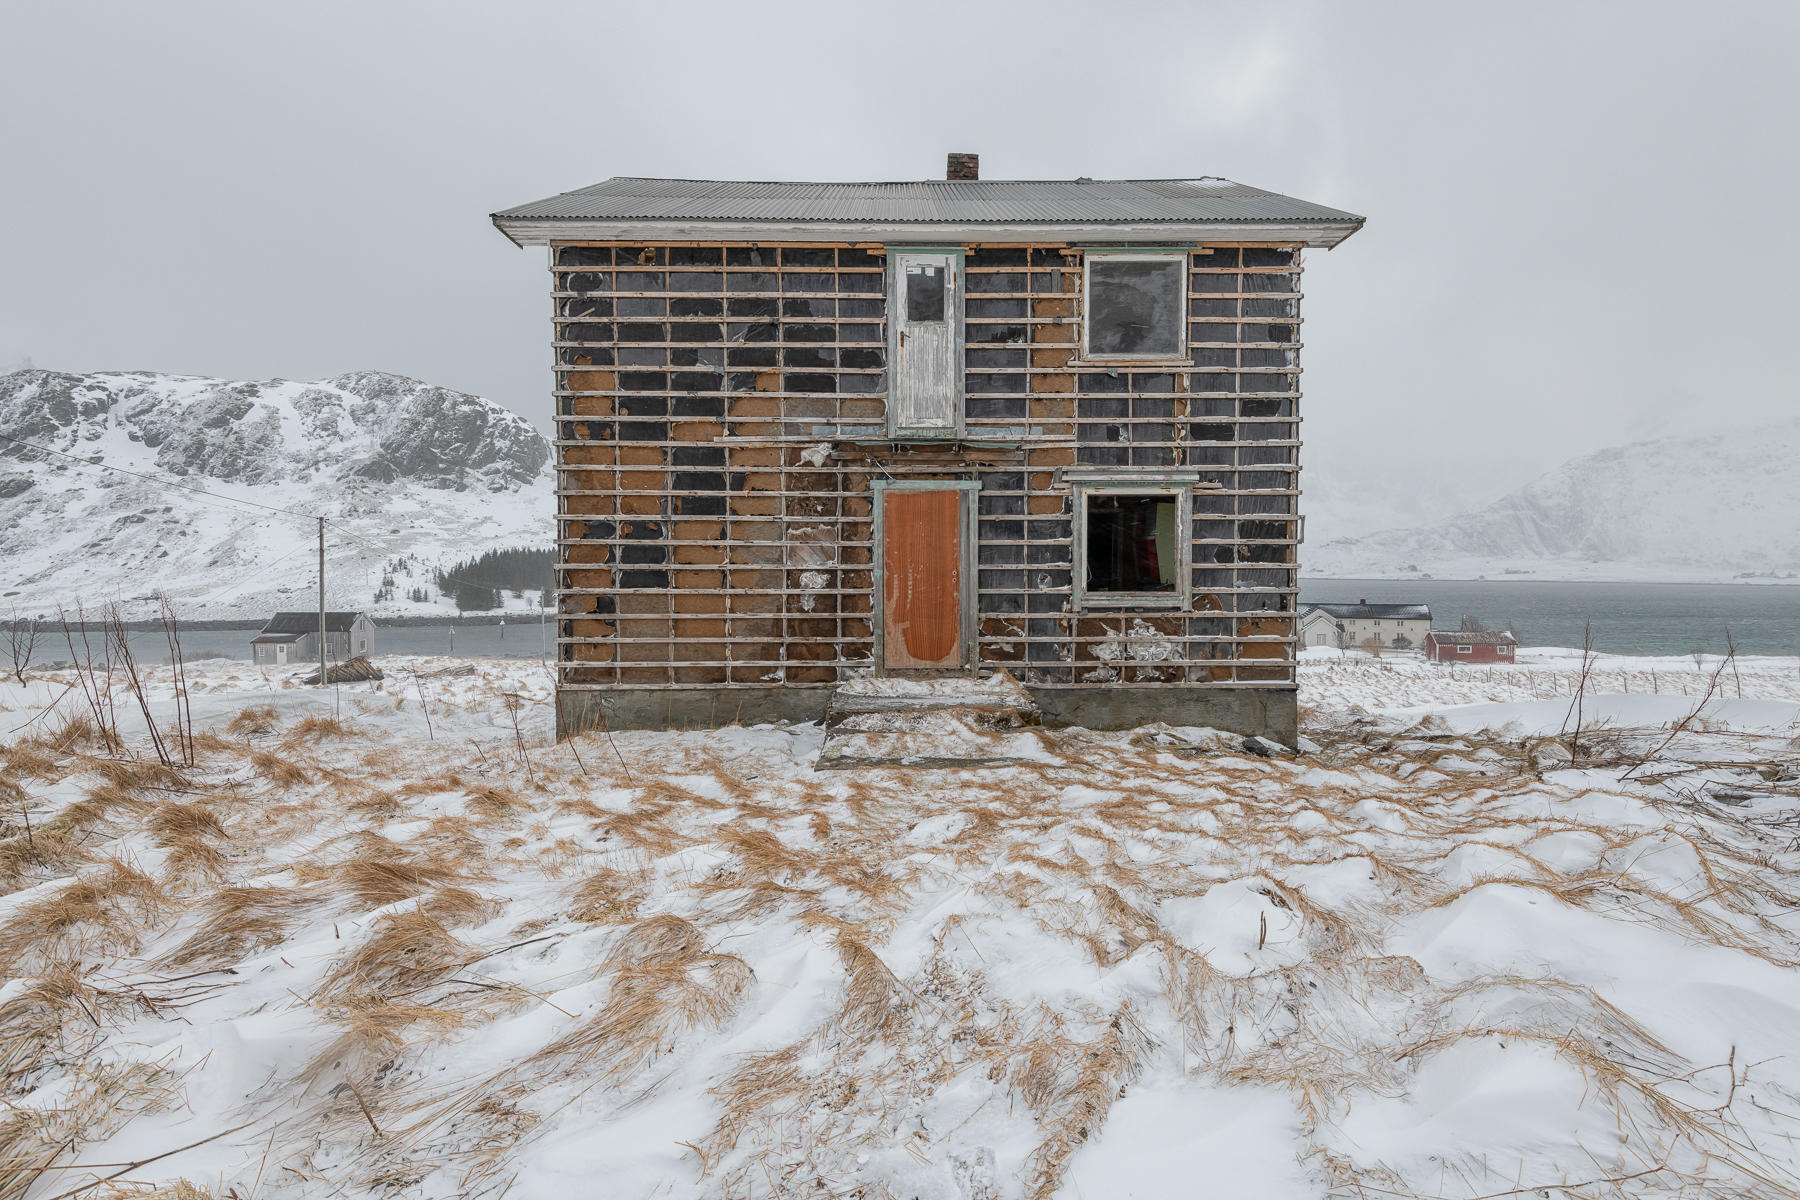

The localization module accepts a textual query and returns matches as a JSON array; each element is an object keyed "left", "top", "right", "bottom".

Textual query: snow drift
[{"left": 0, "top": 649, "right": 1797, "bottom": 1198}]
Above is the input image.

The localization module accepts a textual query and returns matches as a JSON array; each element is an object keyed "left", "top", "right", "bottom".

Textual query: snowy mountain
[
  {"left": 0, "top": 369, "right": 553, "bottom": 620},
  {"left": 1307, "top": 420, "right": 1800, "bottom": 582}
]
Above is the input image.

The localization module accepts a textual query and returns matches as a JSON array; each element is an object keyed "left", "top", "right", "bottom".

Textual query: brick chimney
[{"left": 946, "top": 152, "right": 979, "bottom": 181}]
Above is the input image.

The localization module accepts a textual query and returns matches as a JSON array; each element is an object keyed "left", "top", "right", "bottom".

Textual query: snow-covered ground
[
  {"left": 0, "top": 369, "right": 554, "bottom": 622},
  {"left": 1, "top": 650, "right": 1797, "bottom": 1199}
]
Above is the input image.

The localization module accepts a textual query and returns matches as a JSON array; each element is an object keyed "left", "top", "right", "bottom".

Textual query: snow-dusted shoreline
[
  {"left": 1, "top": 651, "right": 1797, "bottom": 1198},
  {"left": 1308, "top": 565, "right": 1800, "bottom": 585}
]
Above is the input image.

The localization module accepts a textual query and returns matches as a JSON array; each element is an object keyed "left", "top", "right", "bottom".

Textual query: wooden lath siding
[{"left": 550, "top": 243, "right": 1303, "bottom": 689}]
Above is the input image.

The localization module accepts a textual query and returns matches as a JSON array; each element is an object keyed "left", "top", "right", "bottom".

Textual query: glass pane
[
  {"left": 1086, "top": 494, "right": 1178, "bottom": 592},
  {"left": 1087, "top": 257, "right": 1184, "bottom": 357},
  {"left": 906, "top": 265, "right": 946, "bottom": 323}
]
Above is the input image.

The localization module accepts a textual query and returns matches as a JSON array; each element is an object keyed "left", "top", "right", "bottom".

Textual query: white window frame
[
  {"left": 1080, "top": 250, "right": 1190, "bottom": 364},
  {"left": 1457, "top": 644, "right": 1472, "bottom": 654},
  {"left": 1072, "top": 483, "right": 1192, "bottom": 610}
]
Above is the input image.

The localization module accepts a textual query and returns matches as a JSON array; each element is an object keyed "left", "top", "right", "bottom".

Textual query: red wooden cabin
[{"left": 1424, "top": 630, "right": 1517, "bottom": 664}]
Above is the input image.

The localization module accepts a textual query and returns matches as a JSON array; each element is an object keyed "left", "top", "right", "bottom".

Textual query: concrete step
[{"left": 815, "top": 672, "right": 1046, "bottom": 770}]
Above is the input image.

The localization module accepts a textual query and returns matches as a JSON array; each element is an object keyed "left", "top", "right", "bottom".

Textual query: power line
[
  {"left": 186, "top": 539, "right": 320, "bottom": 608},
  {"left": 0, "top": 431, "right": 319, "bottom": 524}
]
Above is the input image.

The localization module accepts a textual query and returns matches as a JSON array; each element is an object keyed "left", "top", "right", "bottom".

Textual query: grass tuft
[
  {"left": 316, "top": 910, "right": 474, "bottom": 1002},
  {"left": 160, "top": 885, "right": 323, "bottom": 968},
  {"left": 226, "top": 704, "right": 280, "bottom": 736}
]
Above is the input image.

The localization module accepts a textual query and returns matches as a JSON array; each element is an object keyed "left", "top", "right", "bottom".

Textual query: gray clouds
[{"left": 2, "top": 0, "right": 1795, "bottom": 535}]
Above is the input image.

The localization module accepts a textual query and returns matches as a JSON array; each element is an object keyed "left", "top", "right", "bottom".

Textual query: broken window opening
[
  {"left": 1083, "top": 253, "right": 1187, "bottom": 360},
  {"left": 1084, "top": 493, "right": 1178, "bottom": 596}
]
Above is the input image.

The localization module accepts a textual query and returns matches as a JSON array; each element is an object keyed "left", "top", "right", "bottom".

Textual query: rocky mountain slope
[
  {"left": 1307, "top": 420, "right": 1800, "bottom": 582},
  {"left": 0, "top": 369, "right": 553, "bottom": 619}
]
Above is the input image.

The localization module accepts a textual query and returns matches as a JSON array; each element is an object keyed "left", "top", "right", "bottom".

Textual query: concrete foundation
[
  {"left": 557, "top": 685, "right": 1296, "bottom": 745},
  {"left": 557, "top": 687, "right": 832, "bottom": 738},
  {"left": 1028, "top": 686, "right": 1296, "bottom": 744}
]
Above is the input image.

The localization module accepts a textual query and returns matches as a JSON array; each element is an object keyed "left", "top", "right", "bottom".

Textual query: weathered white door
[
  {"left": 887, "top": 251, "right": 962, "bottom": 437},
  {"left": 275, "top": 644, "right": 288, "bottom": 665}
]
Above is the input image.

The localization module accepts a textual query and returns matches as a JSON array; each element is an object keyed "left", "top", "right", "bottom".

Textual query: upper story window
[{"left": 1083, "top": 251, "right": 1188, "bottom": 361}]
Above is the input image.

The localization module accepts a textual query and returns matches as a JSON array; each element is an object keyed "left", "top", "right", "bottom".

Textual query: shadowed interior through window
[{"left": 1086, "top": 493, "right": 1177, "bottom": 592}]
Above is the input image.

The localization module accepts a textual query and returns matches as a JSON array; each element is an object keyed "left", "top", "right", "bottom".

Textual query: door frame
[
  {"left": 884, "top": 246, "right": 966, "bottom": 440},
  {"left": 871, "top": 478, "right": 980, "bottom": 672}
]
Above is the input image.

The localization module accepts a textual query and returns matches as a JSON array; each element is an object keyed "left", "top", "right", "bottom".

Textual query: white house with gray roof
[
  {"left": 251, "top": 611, "right": 375, "bottom": 666},
  {"left": 1300, "top": 600, "right": 1431, "bottom": 651}
]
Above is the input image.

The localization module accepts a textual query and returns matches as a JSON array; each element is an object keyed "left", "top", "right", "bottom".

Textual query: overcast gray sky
[{"left": 3, "top": 0, "right": 1796, "bottom": 539}]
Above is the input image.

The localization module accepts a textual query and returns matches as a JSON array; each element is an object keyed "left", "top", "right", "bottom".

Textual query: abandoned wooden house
[
  {"left": 250, "top": 611, "right": 374, "bottom": 667},
  {"left": 491, "top": 156, "right": 1363, "bottom": 740}
]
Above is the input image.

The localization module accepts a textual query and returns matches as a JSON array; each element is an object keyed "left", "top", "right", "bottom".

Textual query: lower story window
[{"left": 1075, "top": 486, "right": 1192, "bottom": 608}]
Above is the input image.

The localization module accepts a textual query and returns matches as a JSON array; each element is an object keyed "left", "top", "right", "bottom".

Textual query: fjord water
[{"left": 1300, "top": 579, "right": 1800, "bottom": 655}]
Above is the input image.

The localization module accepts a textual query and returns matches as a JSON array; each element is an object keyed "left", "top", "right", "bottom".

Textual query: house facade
[
  {"left": 251, "top": 611, "right": 375, "bottom": 666},
  {"left": 1424, "top": 630, "right": 1517, "bottom": 663},
  {"left": 1300, "top": 601, "right": 1431, "bottom": 651},
  {"left": 492, "top": 159, "right": 1363, "bottom": 739}
]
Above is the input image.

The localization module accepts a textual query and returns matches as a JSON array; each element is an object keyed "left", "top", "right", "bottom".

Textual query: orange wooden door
[{"left": 882, "top": 489, "right": 962, "bottom": 669}]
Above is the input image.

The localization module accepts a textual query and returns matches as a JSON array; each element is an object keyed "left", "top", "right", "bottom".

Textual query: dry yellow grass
[
  {"left": 0, "top": 1059, "right": 179, "bottom": 1200},
  {"left": 159, "top": 884, "right": 325, "bottom": 967},
  {"left": 4, "top": 661, "right": 1794, "bottom": 1199},
  {"left": 0, "top": 827, "right": 89, "bottom": 893},
  {"left": 57, "top": 783, "right": 149, "bottom": 834},
  {"left": 0, "top": 963, "right": 103, "bottom": 1080},
  {"left": 0, "top": 744, "right": 58, "bottom": 780},
  {"left": 417, "top": 886, "right": 501, "bottom": 928},
  {"left": 248, "top": 748, "right": 311, "bottom": 789},
  {"left": 466, "top": 784, "right": 526, "bottom": 821},
  {"left": 282, "top": 714, "right": 355, "bottom": 744},
  {"left": 316, "top": 910, "right": 475, "bottom": 1002},
  {"left": 0, "top": 859, "right": 163, "bottom": 973},
  {"left": 533, "top": 915, "right": 753, "bottom": 1085},
  {"left": 303, "top": 992, "right": 465, "bottom": 1091},
  {"left": 95, "top": 1181, "right": 215, "bottom": 1200},
  {"left": 564, "top": 868, "right": 643, "bottom": 924},
  {"left": 226, "top": 704, "right": 279, "bottom": 737},
  {"left": 82, "top": 757, "right": 191, "bottom": 796}
]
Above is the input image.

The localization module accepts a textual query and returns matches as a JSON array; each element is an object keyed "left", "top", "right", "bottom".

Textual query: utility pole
[{"left": 318, "top": 517, "right": 328, "bottom": 687}]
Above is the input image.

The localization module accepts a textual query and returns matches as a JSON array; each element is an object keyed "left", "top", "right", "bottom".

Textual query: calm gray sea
[
  {"left": 20, "top": 581, "right": 1800, "bottom": 665},
  {"left": 1299, "top": 579, "right": 1800, "bottom": 656}
]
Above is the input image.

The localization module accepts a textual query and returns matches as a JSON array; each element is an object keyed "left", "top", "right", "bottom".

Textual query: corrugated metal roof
[
  {"left": 492, "top": 176, "right": 1361, "bottom": 225},
  {"left": 258, "top": 611, "right": 366, "bottom": 635},
  {"left": 1304, "top": 602, "right": 1433, "bottom": 621},
  {"left": 1428, "top": 630, "right": 1517, "bottom": 645}
]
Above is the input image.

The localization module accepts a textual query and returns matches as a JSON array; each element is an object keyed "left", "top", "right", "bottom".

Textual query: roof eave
[{"left": 489, "top": 215, "right": 1364, "bottom": 250}]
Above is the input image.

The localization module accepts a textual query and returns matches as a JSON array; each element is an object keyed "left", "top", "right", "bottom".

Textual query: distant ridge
[{"left": 1307, "top": 420, "right": 1800, "bottom": 583}]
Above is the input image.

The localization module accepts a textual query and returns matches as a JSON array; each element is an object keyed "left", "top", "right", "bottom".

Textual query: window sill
[
  {"left": 1076, "top": 593, "right": 1189, "bottom": 611},
  {"left": 1062, "top": 357, "right": 1195, "bottom": 370},
  {"left": 886, "top": 427, "right": 961, "bottom": 440}
]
